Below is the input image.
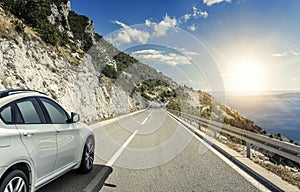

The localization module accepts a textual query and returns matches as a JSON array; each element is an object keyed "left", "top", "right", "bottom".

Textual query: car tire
[
  {"left": 78, "top": 136, "right": 95, "bottom": 173},
  {"left": 0, "top": 169, "right": 29, "bottom": 192}
]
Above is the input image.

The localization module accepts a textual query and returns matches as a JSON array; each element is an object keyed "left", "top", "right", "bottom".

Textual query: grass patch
[
  {"left": 217, "top": 137, "right": 300, "bottom": 189},
  {"left": 255, "top": 161, "right": 300, "bottom": 189}
]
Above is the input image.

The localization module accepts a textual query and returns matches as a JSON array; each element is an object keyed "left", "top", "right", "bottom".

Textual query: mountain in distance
[{"left": 226, "top": 90, "right": 300, "bottom": 98}]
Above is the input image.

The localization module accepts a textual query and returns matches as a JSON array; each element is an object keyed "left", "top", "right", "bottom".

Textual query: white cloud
[
  {"left": 114, "top": 20, "right": 127, "bottom": 29},
  {"left": 180, "top": 49, "right": 199, "bottom": 56},
  {"left": 199, "top": 10, "right": 208, "bottom": 18},
  {"left": 111, "top": 20, "right": 150, "bottom": 45},
  {"left": 188, "top": 23, "right": 196, "bottom": 31},
  {"left": 203, "top": 0, "right": 232, "bottom": 6},
  {"left": 179, "top": 6, "right": 208, "bottom": 26},
  {"left": 145, "top": 19, "right": 152, "bottom": 27},
  {"left": 132, "top": 49, "right": 162, "bottom": 60},
  {"left": 193, "top": 6, "right": 198, "bottom": 17},
  {"left": 272, "top": 53, "right": 287, "bottom": 57},
  {"left": 110, "top": 8, "right": 209, "bottom": 46},
  {"left": 192, "top": 6, "right": 208, "bottom": 19},
  {"left": 152, "top": 14, "right": 177, "bottom": 37},
  {"left": 272, "top": 49, "right": 300, "bottom": 57},
  {"left": 183, "top": 14, "right": 192, "bottom": 22},
  {"left": 108, "top": 16, "right": 177, "bottom": 46},
  {"left": 176, "top": 47, "right": 199, "bottom": 61},
  {"left": 289, "top": 50, "right": 300, "bottom": 56},
  {"left": 131, "top": 49, "right": 192, "bottom": 66},
  {"left": 109, "top": 6, "right": 209, "bottom": 46}
]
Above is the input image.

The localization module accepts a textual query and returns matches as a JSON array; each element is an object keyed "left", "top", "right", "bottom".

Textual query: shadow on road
[{"left": 37, "top": 164, "right": 113, "bottom": 192}]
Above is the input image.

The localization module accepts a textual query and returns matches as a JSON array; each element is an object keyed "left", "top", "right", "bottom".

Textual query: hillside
[
  {"left": 0, "top": 0, "right": 183, "bottom": 122},
  {"left": 0, "top": 0, "right": 270, "bottom": 135},
  {"left": 0, "top": 0, "right": 148, "bottom": 122}
]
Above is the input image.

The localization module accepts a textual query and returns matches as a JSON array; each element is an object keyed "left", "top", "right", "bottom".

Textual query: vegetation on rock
[
  {"left": 133, "top": 79, "right": 176, "bottom": 102},
  {"left": 0, "top": 0, "right": 93, "bottom": 51},
  {"left": 68, "top": 10, "right": 93, "bottom": 51}
]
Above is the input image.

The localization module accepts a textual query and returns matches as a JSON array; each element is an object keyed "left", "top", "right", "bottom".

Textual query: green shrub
[
  {"left": 68, "top": 10, "right": 93, "bottom": 51},
  {"left": 14, "top": 20, "right": 25, "bottom": 34},
  {"left": 113, "top": 52, "right": 137, "bottom": 74},
  {"left": 102, "top": 65, "right": 118, "bottom": 79},
  {"left": 167, "top": 98, "right": 181, "bottom": 111}
]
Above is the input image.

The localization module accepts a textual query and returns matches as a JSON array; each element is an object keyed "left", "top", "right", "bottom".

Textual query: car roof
[
  {"left": 0, "top": 90, "right": 46, "bottom": 98},
  {"left": 0, "top": 90, "right": 49, "bottom": 107}
]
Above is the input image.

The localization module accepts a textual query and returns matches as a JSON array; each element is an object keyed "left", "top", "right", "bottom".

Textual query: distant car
[{"left": 0, "top": 90, "right": 95, "bottom": 192}]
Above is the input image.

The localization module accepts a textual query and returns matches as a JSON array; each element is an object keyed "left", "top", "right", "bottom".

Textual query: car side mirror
[{"left": 70, "top": 112, "right": 80, "bottom": 123}]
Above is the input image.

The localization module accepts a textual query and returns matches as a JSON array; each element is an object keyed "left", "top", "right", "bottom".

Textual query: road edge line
[{"left": 166, "top": 111, "right": 285, "bottom": 192}]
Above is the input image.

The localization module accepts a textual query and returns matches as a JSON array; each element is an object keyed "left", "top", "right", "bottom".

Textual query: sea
[{"left": 223, "top": 91, "right": 300, "bottom": 143}]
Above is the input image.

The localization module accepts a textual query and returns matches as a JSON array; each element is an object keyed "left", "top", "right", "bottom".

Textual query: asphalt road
[{"left": 38, "top": 106, "right": 265, "bottom": 192}]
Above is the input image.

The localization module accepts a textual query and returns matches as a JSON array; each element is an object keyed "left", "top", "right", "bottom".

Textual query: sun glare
[{"left": 230, "top": 58, "right": 265, "bottom": 93}]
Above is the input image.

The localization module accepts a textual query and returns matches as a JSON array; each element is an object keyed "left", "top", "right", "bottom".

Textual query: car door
[
  {"left": 38, "top": 97, "right": 81, "bottom": 170},
  {"left": 15, "top": 97, "right": 57, "bottom": 180}
]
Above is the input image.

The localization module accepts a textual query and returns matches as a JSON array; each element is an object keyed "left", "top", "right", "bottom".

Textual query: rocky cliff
[
  {"left": 0, "top": 36, "right": 148, "bottom": 122},
  {"left": 0, "top": 3, "right": 147, "bottom": 122}
]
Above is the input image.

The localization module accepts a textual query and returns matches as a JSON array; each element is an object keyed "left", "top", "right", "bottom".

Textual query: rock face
[
  {"left": 0, "top": 0, "right": 149, "bottom": 122},
  {"left": 0, "top": 36, "right": 147, "bottom": 122}
]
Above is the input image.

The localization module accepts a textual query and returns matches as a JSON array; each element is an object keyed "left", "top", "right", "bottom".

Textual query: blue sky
[{"left": 71, "top": 0, "right": 300, "bottom": 94}]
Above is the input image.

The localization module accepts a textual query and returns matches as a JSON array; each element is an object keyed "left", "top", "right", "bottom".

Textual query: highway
[{"left": 38, "top": 106, "right": 267, "bottom": 192}]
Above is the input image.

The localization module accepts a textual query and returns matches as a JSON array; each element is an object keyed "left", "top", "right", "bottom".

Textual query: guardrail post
[
  {"left": 214, "top": 129, "right": 217, "bottom": 139},
  {"left": 246, "top": 142, "right": 251, "bottom": 159}
]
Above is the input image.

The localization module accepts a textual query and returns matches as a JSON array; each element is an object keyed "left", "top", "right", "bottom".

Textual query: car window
[
  {"left": 16, "top": 98, "right": 44, "bottom": 124},
  {"left": 40, "top": 98, "right": 69, "bottom": 124},
  {"left": 0, "top": 105, "right": 13, "bottom": 124}
]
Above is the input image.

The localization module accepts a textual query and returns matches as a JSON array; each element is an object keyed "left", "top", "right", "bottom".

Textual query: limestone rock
[{"left": 0, "top": 37, "right": 148, "bottom": 123}]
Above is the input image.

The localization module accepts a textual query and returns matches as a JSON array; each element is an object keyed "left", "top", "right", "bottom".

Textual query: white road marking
[
  {"left": 141, "top": 112, "right": 151, "bottom": 125},
  {"left": 106, "top": 129, "right": 139, "bottom": 167},
  {"left": 90, "top": 108, "right": 149, "bottom": 129},
  {"left": 84, "top": 129, "right": 140, "bottom": 192}
]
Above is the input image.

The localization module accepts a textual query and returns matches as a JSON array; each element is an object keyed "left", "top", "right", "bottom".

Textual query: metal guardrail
[{"left": 168, "top": 109, "right": 300, "bottom": 164}]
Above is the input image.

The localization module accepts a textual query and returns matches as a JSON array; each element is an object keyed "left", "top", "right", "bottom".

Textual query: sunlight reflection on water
[{"left": 225, "top": 93, "right": 300, "bottom": 143}]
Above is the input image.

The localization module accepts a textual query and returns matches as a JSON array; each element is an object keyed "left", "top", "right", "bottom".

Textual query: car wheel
[
  {"left": 79, "top": 136, "right": 95, "bottom": 173},
  {"left": 0, "top": 170, "right": 29, "bottom": 192}
]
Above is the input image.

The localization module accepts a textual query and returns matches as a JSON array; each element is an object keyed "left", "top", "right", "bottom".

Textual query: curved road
[{"left": 38, "top": 106, "right": 267, "bottom": 192}]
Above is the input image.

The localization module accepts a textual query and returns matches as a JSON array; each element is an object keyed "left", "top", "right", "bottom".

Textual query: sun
[{"left": 230, "top": 58, "right": 265, "bottom": 93}]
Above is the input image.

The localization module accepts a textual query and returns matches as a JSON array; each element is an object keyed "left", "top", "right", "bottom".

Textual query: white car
[{"left": 0, "top": 90, "right": 95, "bottom": 192}]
